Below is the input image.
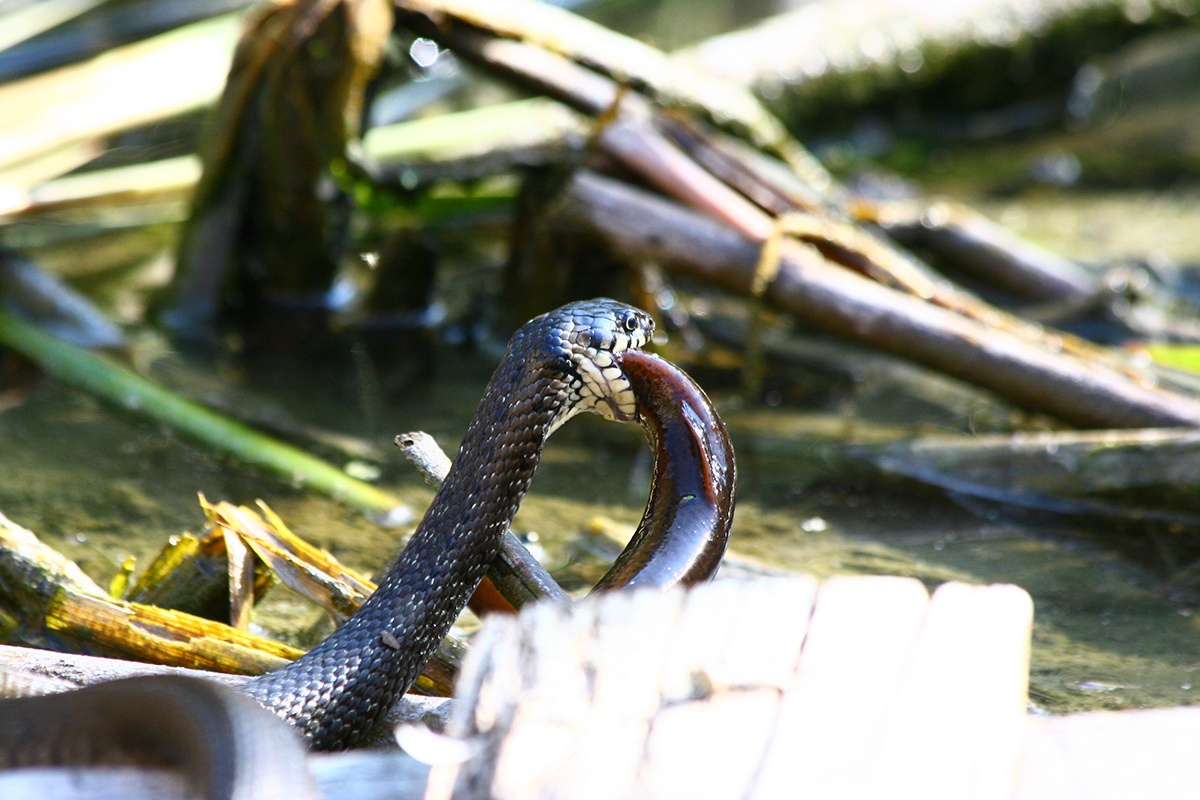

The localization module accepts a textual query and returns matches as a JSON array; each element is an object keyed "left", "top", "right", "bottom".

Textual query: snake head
[{"left": 531, "top": 299, "right": 654, "bottom": 435}]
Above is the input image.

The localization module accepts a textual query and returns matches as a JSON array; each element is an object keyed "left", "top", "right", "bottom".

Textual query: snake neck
[{"left": 245, "top": 355, "right": 555, "bottom": 750}]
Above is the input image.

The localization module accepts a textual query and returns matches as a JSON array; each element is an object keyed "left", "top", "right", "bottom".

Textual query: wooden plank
[
  {"left": 448, "top": 576, "right": 1034, "bottom": 800},
  {"left": 448, "top": 578, "right": 819, "bottom": 799},
  {"left": 752, "top": 575, "right": 932, "bottom": 797},
  {"left": 865, "top": 582, "right": 1033, "bottom": 799},
  {"left": 634, "top": 578, "right": 820, "bottom": 800},
  {"left": 1014, "top": 707, "right": 1200, "bottom": 799}
]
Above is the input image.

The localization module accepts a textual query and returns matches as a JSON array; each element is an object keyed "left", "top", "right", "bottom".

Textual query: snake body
[
  {"left": 0, "top": 299, "right": 741, "bottom": 797},
  {"left": 0, "top": 674, "right": 317, "bottom": 799},
  {"left": 242, "top": 298, "right": 653, "bottom": 749}
]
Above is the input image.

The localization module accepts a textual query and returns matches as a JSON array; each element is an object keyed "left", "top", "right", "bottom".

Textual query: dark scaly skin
[
  {"left": 592, "top": 351, "right": 735, "bottom": 592},
  {"left": 242, "top": 299, "right": 653, "bottom": 749},
  {"left": 0, "top": 674, "right": 319, "bottom": 800}
]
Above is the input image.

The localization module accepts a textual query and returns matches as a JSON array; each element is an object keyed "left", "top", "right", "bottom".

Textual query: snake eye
[{"left": 622, "top": 313, "right": 641, "bottom": 333}]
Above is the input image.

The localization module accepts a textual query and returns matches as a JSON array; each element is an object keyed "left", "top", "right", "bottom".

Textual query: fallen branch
[
  {"left": 0, "top": 509, "right": 299, "bottom": 674},
  {"left": 558, "top": 171, "right": 1200, "bottom": 428},
  {"left": 396, "top": 431, "right": 567, "bottom": 610},
  {"left": 390, "top": 2, "right": 1200, "bottom": 428}
]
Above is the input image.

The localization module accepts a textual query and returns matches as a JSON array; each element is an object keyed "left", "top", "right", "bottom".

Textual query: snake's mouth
[
  {"left": 596, "top": 382, "right": 638, "bottom": 423},
  {"left": 556, "top": 356, "right": 637, "bottom": 430},
  {"left": 583, "top": 346, "right": 641, "bottom": 423}
]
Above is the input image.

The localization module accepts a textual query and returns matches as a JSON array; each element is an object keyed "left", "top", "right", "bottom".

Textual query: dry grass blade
[
  {"left": 202, "top": 498, "right": 375, "bottom": 624},
  {"left": 0, "top": 155, "right": 202, "bottom": 220},
  {"left": 201, "top": 498, "right": 467, "bottom": 695},
  {"left": 0, "top": 0, "right": 108, "bottom": 53},
  {"left": 0, "top": 509, "right": 301, "bottom": 674},
  {"left": 0, "top": 14, "right": 241, "bottom": 182}
]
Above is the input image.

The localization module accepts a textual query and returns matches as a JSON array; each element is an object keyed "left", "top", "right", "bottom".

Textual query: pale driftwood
[
  {"left": 1014, "top": 706, "right": 1200, "bottom": 800},
  {"left": 445, "top": 576, "right": 1033, "bottom": 799},
  {"left": 443, "top": 574, "right": 1200, "bottom": 799},
  {"left": 395, "top": 430, "right": 454, "bottom": 489},
  {"left": 853, "top": 427, "right": 1200, "bottom": 496}
]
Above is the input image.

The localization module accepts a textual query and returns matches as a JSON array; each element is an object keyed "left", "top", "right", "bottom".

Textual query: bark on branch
[{"left": 559, "top": 172, "right": 1200, "bottom": 428}]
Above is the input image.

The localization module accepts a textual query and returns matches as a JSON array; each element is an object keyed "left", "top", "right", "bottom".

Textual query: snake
[
  {"left": 239, "top": 298, "right": 655, "bottom": 749},
  {"left": 0, "top": 298, "right": 736, "bottom": 794}
]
